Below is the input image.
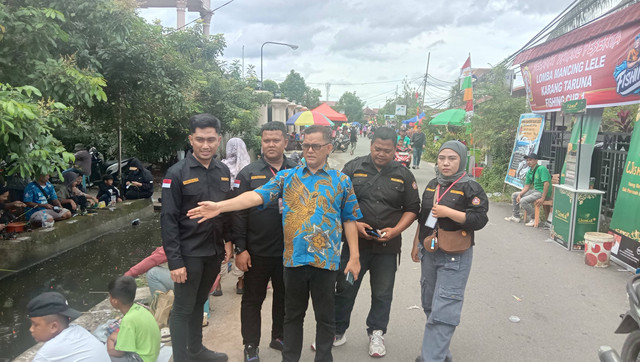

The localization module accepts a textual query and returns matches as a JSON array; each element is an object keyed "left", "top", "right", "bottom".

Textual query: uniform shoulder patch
[
  {"left": 183, "top": 178, "right": 199, "bottom": 185},
  {"left": 162, "top": 179, "right": 172, "bottom": 188},
  {"left": 472, "top": 196, "right": 481, "bottom": 205},
  {"left": 390, "top": 178, "right": 404, "bottom": 184},
  {"left": 412, "top": 181, "right": 418, "bottom": 189},
  {"left": 251, "top": 175, "right": 267, "bottom": 180},
  {"left": 353, "top": 173, "right": 368, "bottom": 177},
  {"left": 221, "top": 177, "right": 229, "bottom": 181},
  {"left": 233, "top": 179, "right": 241, "bottom": 188},
  {"left": 451, "top": 189, "right": 464, "bottom": 196}
]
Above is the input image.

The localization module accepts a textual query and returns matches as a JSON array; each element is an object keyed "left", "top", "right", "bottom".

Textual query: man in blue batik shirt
[
  {"left": 188, "top": 125, "right": 362, "bottom": 362},
  {"left": 23, "top": 174, "right": 72, "bottom": 224}
]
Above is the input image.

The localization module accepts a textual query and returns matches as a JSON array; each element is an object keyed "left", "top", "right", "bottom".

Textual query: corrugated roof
[{"left": 513, "top": 2, "right": 640, "bottom": 65}]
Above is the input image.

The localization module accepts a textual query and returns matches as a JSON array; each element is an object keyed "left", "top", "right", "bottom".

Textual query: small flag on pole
[{"left": 460, "top": 56, "right": 473, "bottom": 115}]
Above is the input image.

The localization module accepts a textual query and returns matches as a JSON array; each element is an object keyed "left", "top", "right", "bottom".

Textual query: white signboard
[{"left": 395, "top": 105, "right": 407, "bottom": 116}]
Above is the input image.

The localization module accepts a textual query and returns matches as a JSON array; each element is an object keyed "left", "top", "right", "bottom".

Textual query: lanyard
[
  {"left": 435, "top": 172, "right": 466, "bottom": 204},
  {"left": 269, "top": 167, "right": 277, "bottom": 177}
]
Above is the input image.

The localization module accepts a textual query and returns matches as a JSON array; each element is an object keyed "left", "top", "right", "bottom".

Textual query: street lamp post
[{"left": 260, "top": 41, "right": 299, "bottom": 90}]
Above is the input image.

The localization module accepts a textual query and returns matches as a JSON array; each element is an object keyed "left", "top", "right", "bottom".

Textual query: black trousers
[
  {"left": 241, "top": 255, "right": 285, "bottom": 346},
  {"left": 169, "top": 254, "right": 221, "bottom": 362},
  {"left": 125, "top": 189, "right": 152, "bottom": 199},
  {"left": 282, "top": 266, "right": 338, "bottom": 362}
]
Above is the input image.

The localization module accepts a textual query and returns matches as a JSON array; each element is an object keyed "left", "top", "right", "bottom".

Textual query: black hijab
[{"left": 436, "top": 140, "right": 472, "bottom": 186}]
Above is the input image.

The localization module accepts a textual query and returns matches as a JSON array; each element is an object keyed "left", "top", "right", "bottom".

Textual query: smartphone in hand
[
  {"left": 345, "top": 271, "right": 354, "bottom": 285},
  {"left": 365, "top": 228, "right": 381, "bottom": 238}
]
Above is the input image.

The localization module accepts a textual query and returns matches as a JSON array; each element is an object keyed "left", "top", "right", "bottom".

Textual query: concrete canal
[{"left": 0, "top": 214, "right": 160, "bottom": 361}]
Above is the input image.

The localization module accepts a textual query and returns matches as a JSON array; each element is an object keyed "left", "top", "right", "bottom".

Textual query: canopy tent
[
  {"left": 429, "top": 109, "right": 466, "bottom": 126},
  {"left": 402, "top": 112, "right": 426, "bottom": 125},
  {"left": 312, "top": 103, "right": 348, "bottom": 122}
]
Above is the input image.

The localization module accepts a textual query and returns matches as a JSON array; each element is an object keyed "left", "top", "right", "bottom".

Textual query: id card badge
[
  {"left": 278, "top": 198, "right": 284, "bottom": 214},
  {"left": 425, "top": 211, "right": 437, "bottom": 228}
]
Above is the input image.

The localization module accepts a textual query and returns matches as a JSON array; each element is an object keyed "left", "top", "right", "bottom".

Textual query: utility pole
[
  {"left": 325, "top": 83, "right": 331, "bottom": 102},
  {"left": 242, "top": 45, "right": 245, "bottom": 79},
  {"left": 421, "top": 52, "right": 430, "bottom": 112}
]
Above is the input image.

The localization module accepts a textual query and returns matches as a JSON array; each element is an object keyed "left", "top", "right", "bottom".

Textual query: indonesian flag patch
[
  {"left": 233, "top": 179, "right": 241, "bottom": 189},
  {"left": 162, "top": 179, "right": 172, "bottom": 189}
]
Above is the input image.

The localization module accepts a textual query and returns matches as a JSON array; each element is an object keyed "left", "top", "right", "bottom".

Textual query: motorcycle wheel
[{"left": 621, "top": 330, "right": 640, "bottom": 361}]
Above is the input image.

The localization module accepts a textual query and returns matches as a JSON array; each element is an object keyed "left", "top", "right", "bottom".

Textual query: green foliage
[
  {"left": 602, "top": 104, "right": 637, "bottom": 133},
  {"left": 374, "top": 79, "right": 422, "bottom": 126},
  {"left": 0, "top": 83, "right": 74, "bottom": 177},
  {"left": 302, "top": 88, "right": 323, "bottom": 109},
  {"left": 336, "top": 91, "right": 365, "bottom": 122},
  {"left": 0, "top": 0, "right": 282, "bottom": 173},
  {"left": 262, "top": 79, "right": 280, "bottom": 94},
  {"left": 472, "top": 66, "right": 528, "bottom": 168},
  {"left": 280, "top": 70, "right": 307, "bottom": 104}
]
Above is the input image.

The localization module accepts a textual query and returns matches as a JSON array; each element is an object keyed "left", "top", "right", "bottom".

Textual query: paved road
[{"left": 202, "top": 137, "right": 631, "bottom": 362}]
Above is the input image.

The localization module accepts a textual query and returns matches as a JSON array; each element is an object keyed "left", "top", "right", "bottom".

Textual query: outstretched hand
[{"left": 187, "top": 201, "right": 221, "bottom": 223}]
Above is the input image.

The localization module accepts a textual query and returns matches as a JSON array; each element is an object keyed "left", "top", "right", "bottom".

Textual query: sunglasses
[{"left": 301, "top": 143, "right": 330, "bottom": 151}]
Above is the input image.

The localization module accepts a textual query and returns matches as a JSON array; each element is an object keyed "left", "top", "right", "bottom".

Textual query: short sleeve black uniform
[
  {"left": 417, "top": 179, "right": 489, "bottom": 245},
  {"left": 342, "top": 155, "right": 420, "bottom": 254},
  {"left": 161, "top": 152, "right": 231, "bottom": 270},
  {"left": 231, "top": 156, "right": 297, "bottom": 257}
]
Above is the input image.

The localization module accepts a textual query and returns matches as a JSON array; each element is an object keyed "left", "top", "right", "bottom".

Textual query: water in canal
[{"left": 0, "top": 214, "right": 161, "bottom": 361}]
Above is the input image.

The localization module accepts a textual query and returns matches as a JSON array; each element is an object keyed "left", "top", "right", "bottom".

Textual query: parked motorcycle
[
  {"left": 599, "top": 274, "right": 640, "bottom": 362},
  {"left": 332, "top": 136, "right": 350, "bottom": 153},
  {"left": 104, "top": 157, "right": 134, "bottom": 186}
]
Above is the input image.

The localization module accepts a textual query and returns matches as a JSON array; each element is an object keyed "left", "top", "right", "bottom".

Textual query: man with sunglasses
[{"left": 188, "top": 125, "right": 362, "bottom": 362}]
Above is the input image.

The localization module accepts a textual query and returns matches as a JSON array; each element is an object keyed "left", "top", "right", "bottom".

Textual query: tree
[
  {"left": 0, "top": 84, "right": 74, "bottom": 177},
  {"left": 471, "top": 66, "right": 528, "bottom": 191},
  {"left": 280, "top": 70, "right": 307, "bottom": 104},
  {"left": 336, "top": 91, "right": 365, "bottom": 123},
  {"left": 262, "top": 79, "right": 280, "bottom": 94},
  {"left": 302, "top": 88, "right": 322, "bottom": 109}
]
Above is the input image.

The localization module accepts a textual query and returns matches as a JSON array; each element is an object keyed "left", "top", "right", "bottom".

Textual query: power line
[{"left": 307, "top": 75, "right": 423, "bottom": 87}]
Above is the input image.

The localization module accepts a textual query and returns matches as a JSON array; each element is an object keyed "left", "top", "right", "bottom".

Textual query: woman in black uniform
[{"left": 411, "top": 140, "right": 489, "bottom": 362}]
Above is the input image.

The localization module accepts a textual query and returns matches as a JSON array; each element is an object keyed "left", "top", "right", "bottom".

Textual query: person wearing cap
[
  {"left": 28, "top": 292, "right": 110, "bottom": 362},
  {"left": 505, "top": 152, "right": 551, "bottom": 227},
  {"left": 411, "top": 141, "right": 488, "bottom": 362}
]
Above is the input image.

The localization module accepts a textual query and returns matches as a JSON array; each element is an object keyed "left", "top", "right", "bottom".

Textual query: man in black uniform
[
  {"left": 161, "top": 114, "right": 230, "bottom": 362},
  {"left": 334, "top": 126, "right": 420, "bottom": 357},
  {"left": 232, "top": 121, "right": 297, "bottom": 362}
]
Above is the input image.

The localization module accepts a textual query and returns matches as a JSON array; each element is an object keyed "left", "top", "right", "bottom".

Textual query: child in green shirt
[{"left": 107, "top": 276, "right": 160, "bottom": 362}]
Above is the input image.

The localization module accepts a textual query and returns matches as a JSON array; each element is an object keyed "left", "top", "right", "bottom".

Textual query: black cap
[
  {"left": 27, "top": 292, "right": 81, "bottom": 320},
  {"left": 524, "top": 152, "right": 539, "bottom": 160}
]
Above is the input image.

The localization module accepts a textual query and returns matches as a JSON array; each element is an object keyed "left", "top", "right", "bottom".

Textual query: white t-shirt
[{"left": 33, "top": 324, "right": 110, "bottom": 362}]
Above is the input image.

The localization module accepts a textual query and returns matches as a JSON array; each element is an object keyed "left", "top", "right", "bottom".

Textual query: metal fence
[{"left": 539, "top": 130, "right": 630, "bottom": 214}]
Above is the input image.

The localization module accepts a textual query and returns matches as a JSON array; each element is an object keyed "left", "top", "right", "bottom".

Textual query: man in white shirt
[{"left": 28, "top": 292, "right": 110, "bottom": 362}]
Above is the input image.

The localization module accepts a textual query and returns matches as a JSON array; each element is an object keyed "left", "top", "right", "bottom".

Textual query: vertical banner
[
  {"left": 560, "top": 109, "right": 603, "bottom": 183},
  {"left": 610, "top": 118, "right": 640, "bottom": 270},
  {"left": 504, "top": 113, "right": 546, "bottom": 188}
]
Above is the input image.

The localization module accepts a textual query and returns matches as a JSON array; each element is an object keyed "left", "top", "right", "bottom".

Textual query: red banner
[{"left": 517, "top": 9, "right": 640, "bottom": 112}]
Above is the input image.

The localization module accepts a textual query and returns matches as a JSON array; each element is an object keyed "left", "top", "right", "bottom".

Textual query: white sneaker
[
  {"left": 504, "top": 216, "right": 521, "bottom": 223},
  {"left": 369, "top": 330, "right": 386, "bottom": 357},
  {"left": 525, "top": 220, "right": 536, "bottom": 227},
  {"left": 310, "top": 334, "right": 346, "bottom": 351}
]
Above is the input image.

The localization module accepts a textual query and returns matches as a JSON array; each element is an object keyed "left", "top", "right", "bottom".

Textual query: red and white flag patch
[
  {"left": 233, "top": 179, "right": 241, "bottom": 189},
  {"left": 162, "top": 179, "right": 172, "bottom": 189}
]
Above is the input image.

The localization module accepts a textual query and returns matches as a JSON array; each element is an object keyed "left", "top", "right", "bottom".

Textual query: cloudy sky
[{"left": 138, "top": 0, "right": 572, "bottom": 109}]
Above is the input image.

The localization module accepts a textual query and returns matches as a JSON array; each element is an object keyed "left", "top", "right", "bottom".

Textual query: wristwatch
[{"left": 234, "top": 246, "right": 245, "bottom": 254}]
